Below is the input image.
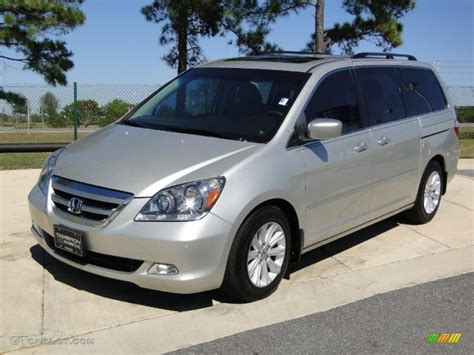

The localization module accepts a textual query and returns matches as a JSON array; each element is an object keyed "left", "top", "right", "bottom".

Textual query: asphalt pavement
[{"left": 173, "top": 273, "right": 473, "bottom": 354}]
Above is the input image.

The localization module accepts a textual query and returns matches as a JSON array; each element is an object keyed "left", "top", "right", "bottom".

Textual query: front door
[{"left": 298, "top": 69, "right": 374, "bottom": 247}]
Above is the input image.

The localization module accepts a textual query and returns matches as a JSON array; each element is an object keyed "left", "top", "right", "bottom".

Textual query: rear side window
[
  {"left": 399, "top": 68, "right": 447, "bottom": 115},
  {"left": 357, "top": 67, "right": 406, "bottom": 125},
  {"left": 305, "top": 70, "right": 362, "bottom": 134}
]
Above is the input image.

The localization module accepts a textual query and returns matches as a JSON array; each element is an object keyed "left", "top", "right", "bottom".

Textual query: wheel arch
[
  {"left": 429, "top": 154, "right": 448, "bottom": 195},
  {"left": 245, "top": 198, "right": 304, "bottom": 263}
]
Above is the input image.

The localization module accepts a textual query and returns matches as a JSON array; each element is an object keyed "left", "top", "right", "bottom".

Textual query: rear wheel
[
  {"left": 221, "top": 206, "right": 291, "bottom": 302},
  {"left": 404, "top": 160, "right": 443, "bottom": 224}
]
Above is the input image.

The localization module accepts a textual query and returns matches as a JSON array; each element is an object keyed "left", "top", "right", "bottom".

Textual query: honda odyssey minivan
[{"left": 29, "top": 52, "right": 459, "bottom": 301}]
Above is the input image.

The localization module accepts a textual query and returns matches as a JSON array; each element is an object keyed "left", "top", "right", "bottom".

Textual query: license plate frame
[{"left": 53, "top": 225, "right": 86, "bottom": 257}]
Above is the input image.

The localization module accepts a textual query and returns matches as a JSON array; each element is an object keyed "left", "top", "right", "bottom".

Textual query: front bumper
[{"left": 28, "top": 184, "right": 234, "bottom": 294}]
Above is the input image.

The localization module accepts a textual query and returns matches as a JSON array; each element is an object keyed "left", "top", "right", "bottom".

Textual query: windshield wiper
[
  {"left": 120, "top": 120, "right": 144, "bottom": 128},
  {"left": 162, "top": 127, "right": 237, "bottom": 141},
  {"left": 120, "top": 120, "right": 240, "bottom": 141}
]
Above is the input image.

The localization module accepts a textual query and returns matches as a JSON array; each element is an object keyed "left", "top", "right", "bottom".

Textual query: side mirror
[{"left": 307, "top": 118, "right": 342, "bottom": 140}]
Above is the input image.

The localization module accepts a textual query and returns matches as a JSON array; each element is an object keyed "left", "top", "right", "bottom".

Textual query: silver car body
[{"left": 28, "top": 55, "right": 459, "bottom": 293}]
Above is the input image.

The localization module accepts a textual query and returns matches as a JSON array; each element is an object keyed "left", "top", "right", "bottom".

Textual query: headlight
[
  {"left": 38, "top": 148, "right": 63, "bottom": 195},
  {"left": 135, "top": 177, "right": 225, "bottom": 221}
]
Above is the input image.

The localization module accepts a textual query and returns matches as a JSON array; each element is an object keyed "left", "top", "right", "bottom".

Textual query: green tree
[
  {"left": 304, "top": 0, "right": 416, "bottom": 54},
  {"left": 11, "top": 99, "right": 27, "bottom": 115},
  {"left": 46, "top": 113, "right": 69, "bottom": 128},
  {"left": 30, "top": 113, "right": 42, "bottom": 123},
  {"left": 101, "top": 99, "right": 130, "bottom": 126},
  {"left": 0, "top": 0, "right": 85, "bottom": 105},
  {"left": 0, "top": 112, "right": 10, "bottom": 126},
  {"left": 39, "top": 92, "right": 59, "bottom": 116},
  {"left": 40, "top": 91, "right": 66, "bottom": 127},
  {"left": 62, "top": 99, "right": 102, "bottom": 127},
  {"left": 11, "top": 99, "right": 27, "bottom": 127},
  {"left": 456, "top": 106, "right": 474, "bottom": 124},
  {"left": 142, "top": 1, "right": 298, "bottom": 73}
]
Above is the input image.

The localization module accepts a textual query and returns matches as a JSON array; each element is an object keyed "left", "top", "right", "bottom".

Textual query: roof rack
[
  {"left": 352, "top": 52, "right": 417, "bottom": 61},
  {"left": 252, "top": 51, "right": 344, "bottom": 57},
  {"left": 259, "top": 51, "right": 319, "bottom": 56}
]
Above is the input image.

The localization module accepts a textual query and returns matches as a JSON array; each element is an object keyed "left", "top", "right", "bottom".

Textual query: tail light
[{"left": 454, "top": 120, "right": 460, "bottom": 139}]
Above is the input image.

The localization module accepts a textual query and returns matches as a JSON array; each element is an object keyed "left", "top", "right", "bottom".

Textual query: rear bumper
[{"left": 28, "top": 184, "right": 234, "bottom": 294}]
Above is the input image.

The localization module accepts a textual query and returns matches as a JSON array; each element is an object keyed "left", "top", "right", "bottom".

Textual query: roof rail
[
  {"left": 352, "top": 52, "right": 417, "bottom": 61},
  {"left": 253, "top": 51, "right": 336, "bottom": 57}
]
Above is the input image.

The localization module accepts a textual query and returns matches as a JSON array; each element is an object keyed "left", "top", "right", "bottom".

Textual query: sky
[{"left": 0, "top": 0, "right": 473, "bottom": 87}]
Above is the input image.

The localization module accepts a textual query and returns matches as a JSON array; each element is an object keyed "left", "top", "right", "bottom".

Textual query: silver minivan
[{"left": 28, "top": 52, "right": 459, "bottom": 301}]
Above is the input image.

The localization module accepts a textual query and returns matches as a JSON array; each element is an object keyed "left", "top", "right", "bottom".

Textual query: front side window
[
  {"left": 357, "top": 67, "right": 406, "bottom": 125},
  {"left": 304, "top": 70, "right": 362, "bottom": 135},
  {"left": 399, "top": 67, "right": 447, "bottom": 116},
  {"left": 124, "top": 68, "right": 310, "bottom": 143}
]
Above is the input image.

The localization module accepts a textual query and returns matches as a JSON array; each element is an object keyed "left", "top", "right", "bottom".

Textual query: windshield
[{"left": 123, "top": 68, "right": 310, "bottom": 143}]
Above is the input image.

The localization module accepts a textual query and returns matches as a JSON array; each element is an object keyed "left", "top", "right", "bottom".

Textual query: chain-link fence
[
  {"left": 0, "top": 83, "right": 160, "bottom": 169},
  {"left": 0, "top": 83, "right": 473, "bottom": 169},
  {"left": 0, "top": 83, "right": 160, "bottom": 143},
  {"left": 449, "top": 86, "right": 474, "bottom": 124}
]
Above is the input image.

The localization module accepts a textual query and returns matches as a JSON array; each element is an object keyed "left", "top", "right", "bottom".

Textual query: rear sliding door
[{"left": 355, "top": 67, "right": 421, "bottom": 218}]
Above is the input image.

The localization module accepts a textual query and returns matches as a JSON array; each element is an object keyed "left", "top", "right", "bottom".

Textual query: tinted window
[
  {"left": 305, "top": 70, "right": 362, "bottom": 134},
  {"left": 184, "top": 78, "right": 220, "bottom": 116},
  {"left": 399, "top": 68, "right": 447, "bottom": 115},
  {"left": 126, "top": 68, "right": 310, "bottom": 143},
  {"left": 357, "top": 67, "right": 406, "bottom": 125},
  {"left": 153, "top": 91, "right": 177, "bottom": 117}
]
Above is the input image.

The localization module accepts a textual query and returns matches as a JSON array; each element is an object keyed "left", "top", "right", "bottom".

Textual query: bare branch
[{"left": 0, "top": 55, "right": 28, "bottom": 62}]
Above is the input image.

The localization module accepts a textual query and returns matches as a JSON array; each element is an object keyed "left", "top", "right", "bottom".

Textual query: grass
[
  {"left": 0, "top": 131, "right": 91, "bottom": 144},
  {"left": 1, "top": 128, "right": 473, "bottom": 170},
  {"left": 460, "top": 138, "right": 474, "bottom": 158},
  {"left": 0, "top": 152, "right": 50, "bottom": 170},
  {"left": 459, "top": 127, "right": 474, "bottom": 159},
  {"left": 0, "top": 131, "right": 92, "bottom": 170}
]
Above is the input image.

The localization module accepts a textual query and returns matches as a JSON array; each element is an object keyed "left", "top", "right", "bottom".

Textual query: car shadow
[
  {"left": 29, "top": 244, "right": 217, "bottom": 312},
  {"left": 285, "top": 216, "right": 401, "bottom": 277},
  {"left": 30, "top": 216, "right": 402, "bottom": 308}
]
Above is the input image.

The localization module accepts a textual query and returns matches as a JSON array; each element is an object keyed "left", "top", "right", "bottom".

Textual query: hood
[{"left": 54, "top": 124, "right": 259, "bottom": 197}]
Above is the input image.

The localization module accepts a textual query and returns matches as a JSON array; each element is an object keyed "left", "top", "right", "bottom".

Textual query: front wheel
[
  {"left": 404, "top": 160, "right": 443, "bottom": 224},
  {"left": 221, "top": 206, "right": 291, "bottom": 302}
]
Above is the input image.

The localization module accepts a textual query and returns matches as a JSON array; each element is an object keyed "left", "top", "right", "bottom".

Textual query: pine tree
[{"left": 0, "top": 0, "right": 85, "bottom": 104}]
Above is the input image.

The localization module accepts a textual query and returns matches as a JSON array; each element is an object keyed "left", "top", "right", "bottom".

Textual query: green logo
[{"left": 426, "top": 333, "right": 462, "bottom": 344}]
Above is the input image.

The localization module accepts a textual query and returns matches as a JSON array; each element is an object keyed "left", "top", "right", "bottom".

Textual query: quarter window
[
  {"left": 357, "top": 67, "right": 406, "bottom": 125},
  {"left": 304, "top": 70, "right": 362, "bottom": 134},
  {"left": 399, "top": 68, "right": 447, "bottom": 115}
]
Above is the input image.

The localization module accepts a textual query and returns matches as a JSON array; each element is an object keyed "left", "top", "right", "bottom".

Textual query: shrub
[{"left": 455, "top": 106, "right": 474, "bottom": 123}]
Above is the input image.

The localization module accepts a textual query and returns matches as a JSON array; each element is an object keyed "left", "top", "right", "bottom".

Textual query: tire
[
  {"left": 404, "top": 160, "right": 444, "bottom": 224},
  {"left": 221, "top": 205, "right": 291, "bottom": 302}
]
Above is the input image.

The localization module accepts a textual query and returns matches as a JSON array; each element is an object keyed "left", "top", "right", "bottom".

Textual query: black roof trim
[
  {"left": 352, "top": 52, "right": 417, "bottom": 61},
  {"left": 253, "top": 51, "right": 350, "bottom": 59},
  {"left": 223, "top": 51, "right": 350, "bottom": 64},
  {"left": 225, "top": 56, "right": 320, "bottom": 63}
]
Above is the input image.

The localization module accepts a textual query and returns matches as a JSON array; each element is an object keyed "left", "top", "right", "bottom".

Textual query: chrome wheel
[
  {"left": 423, "top": 171, "right": 441, "bottom": 214},
  {"left": 247, "top": 222, "right": 286, "bottom": 288}
]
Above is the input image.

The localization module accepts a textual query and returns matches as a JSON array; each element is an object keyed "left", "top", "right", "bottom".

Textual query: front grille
[
  {"left": 42, "top": 230, "right": 143, "bottom": 272},
  {"left": 51, "top": 176, "right": 133, "bottom": 227}
]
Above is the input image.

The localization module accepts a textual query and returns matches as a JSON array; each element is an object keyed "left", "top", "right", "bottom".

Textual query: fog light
[{"left": 147, "top": 263, "right": 178, "bottom": 275}]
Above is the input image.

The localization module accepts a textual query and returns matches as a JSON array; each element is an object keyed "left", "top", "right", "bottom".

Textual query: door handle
[
  {"left": 377, "top": 136, "right": 391, "bottom": 146},
  {"left": 354, "top": 142, "right": 369, "bottom": 153}
]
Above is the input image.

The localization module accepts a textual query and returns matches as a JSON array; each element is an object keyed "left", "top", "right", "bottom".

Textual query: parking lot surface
[
  {"left": 174, "top": 273, "right": 473, "bottom": 354},
  {"left": 0, "top": 160, "right": 473, "bottom": 353}
]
